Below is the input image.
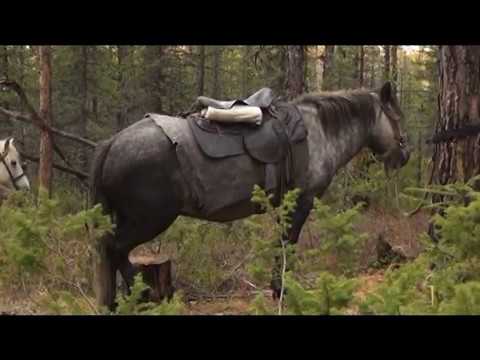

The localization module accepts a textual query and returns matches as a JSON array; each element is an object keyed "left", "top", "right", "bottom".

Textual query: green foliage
[
  {"left": 246, "top": 185, "right": 300, "bottom": 285},
  {"left": 114, "top": 273, "right": 185, "bottom": 315},
  {"left": 158, "top": 216, "right": 253, "bottom": 294},
  {"left": 360, "top": 180, "right": 480, "bottom": 315},
  {"left": 284, "top": 272, "right": 357, "bottom": 315},
  {"left": 0, "top": 190, "right": 112, "bottom": 313},
  {"left": 299, "top": 199, "right": 368, "bottom": 275}
]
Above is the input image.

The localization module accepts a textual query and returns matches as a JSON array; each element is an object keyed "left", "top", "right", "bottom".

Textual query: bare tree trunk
[
  {"left": 353, "top": 47, "right": 359, "bottom": 87},
  {"left": 359, "top": 46, "right": 365, "bottom": 87},
  {"left": 417, "top": 130, "right": 423, "bottom": 186},
  {"left": 285, "top": 45, "right": 305, "bottom": 100},
  {"left": 78, "top": 46, "right": 89, "bottom": 171},
  {"left": 197, "top": 46, "right": 206, "bottom": 96},
  {"left": 0, "top": 46, "right": 7, "bottom": 79},
  {"left": 323, "top": 45, "right": 335, "bottom": 90},
  {"left": 212, "top": 46, "right": 222, "bottom": 99},
  {"left": 432, "top": 46, "right": 480, "bottom": 185},
  {"left": 370, "top": 62, "right": 376, "bottom": 89},
  {"left": 241, "top": 46, "right": 250, "bottom": 96},
  {"left": 383, "top": 45, "right": 391, "bottom": 82},
  {"left": 38, "top": 46, "right": 53, "bottom": 194},
  {"left": 116, "top": 46, "right": 129, "bottom": 131},
  {"left": 314, "top": 46, "right": 324, "bottom": 91},
  {"left": 144, "top": 46, "right": 164, "bottom": 113},
  {"left": 391, "top": 45, "right": 398, "bottom": 97},
  {"left": 1, "top": 46, "right": 9, "bottom": 125}
]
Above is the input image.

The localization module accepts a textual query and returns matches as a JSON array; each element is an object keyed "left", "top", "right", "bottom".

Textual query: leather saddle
[
  {"left": 185, "top": 88, "right": 309, "bottom": 205},
  {"left": 188, "top": 101, "right": 307, "bottom": 164}
]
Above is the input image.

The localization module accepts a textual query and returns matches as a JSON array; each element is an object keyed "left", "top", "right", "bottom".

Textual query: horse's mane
[{"left": 293, "top": 89, "right": 377, "bottom": 138}]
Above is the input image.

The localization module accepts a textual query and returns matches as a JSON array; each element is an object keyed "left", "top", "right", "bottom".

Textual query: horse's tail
[
  {"left": 90, "top": 137, "right": 118, "bottom": 310},
  {"left": 90, "top": 137, "right": 115, "bottom": 216}
]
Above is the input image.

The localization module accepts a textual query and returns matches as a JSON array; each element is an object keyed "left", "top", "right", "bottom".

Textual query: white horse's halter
[{"left": 0, "top": 146, "right": 27, "bottom": 191}]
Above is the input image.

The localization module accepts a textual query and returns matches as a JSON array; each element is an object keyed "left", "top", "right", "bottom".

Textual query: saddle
[{"left": 186, "top": 88, "right": 309, "bottom": 204}]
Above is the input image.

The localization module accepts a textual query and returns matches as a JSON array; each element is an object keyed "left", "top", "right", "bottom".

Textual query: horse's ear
[
  {"left": 4, "top": 137, "right": 14, "bottom": 153},
  {"left": 380, "top": 81, "right": 392, "bottom": 104}
]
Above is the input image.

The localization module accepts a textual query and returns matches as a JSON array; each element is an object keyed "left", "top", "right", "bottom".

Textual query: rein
[{"left": 0, "top": 148, "right": 26, "bottom": 191}]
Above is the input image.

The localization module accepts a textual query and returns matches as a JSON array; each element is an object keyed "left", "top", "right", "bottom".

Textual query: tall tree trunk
[
  {"left": 323, "top": 45, "right": 335, "bottom": 90},
  {"left": 359, "top": 46, "right": 365, "bottom": 87},
  {"left": 144, "top": 46, "right": 164, "bottom": 113},
  {"left": 353, "top": 47, "right": 359, "bottom": 87},
  {"left": 18, "top": 46, "right": 27, "bottom": 152},
  {"left": 383, "top": 45, "right": 391, "bottom": 82},
  {"left": 314, "top": 46, "right": 324, "bottom": 91},
  {"left": 0, "top": 46, "right": 7, "bottom": 79},
  {"left": 1, "top": 46, "right": 9, "bottom": 125},
  {"left": 78, "top": 46, "right": 89, "bottom": 171},
  {"left": 432, "top": 46, "right": 480, "bottom": 185},
  {"left": 391, "top": 45, "right": 398, "bottom": 97},
  {"left": 212, "top": 46, "right": 222, "bottom": 99},
  {"left": 241, "top": 46, "right": 250, "bottom": 96},
  {"left": 285, "top": 45, "right": 305, "bottom": 100},
  {"left": 116, "top": 46, "right": 129, "bottom": 131},
  {"left": 197, "top": 46, "right": 206, "bottom": 96},
  {"left": 370, "top": 62, "right": 376, "bottom": 89},
  {"left": 38, "top": 46, "right": 53, "bottom": 195}
]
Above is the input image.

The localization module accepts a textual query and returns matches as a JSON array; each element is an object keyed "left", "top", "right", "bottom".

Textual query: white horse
[{"left": 0, "top": 137, "right": 30, "bottom": 198}]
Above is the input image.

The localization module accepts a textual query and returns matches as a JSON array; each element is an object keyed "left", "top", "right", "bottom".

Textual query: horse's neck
[
  {"left": 328, "top": 118, "right": 371, "bottom": 171},
  {"left": 301, "top": 103, "right": 373, "bottom": 175}
]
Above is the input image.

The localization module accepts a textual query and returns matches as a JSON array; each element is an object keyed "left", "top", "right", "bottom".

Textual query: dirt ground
[{"left": 0, "top": 209, "right": 427, "bottom": 316}]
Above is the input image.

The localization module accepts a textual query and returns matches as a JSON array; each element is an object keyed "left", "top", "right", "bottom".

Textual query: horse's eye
[{"left": 10, "top": 160, "right": 17, "bottom": 167}]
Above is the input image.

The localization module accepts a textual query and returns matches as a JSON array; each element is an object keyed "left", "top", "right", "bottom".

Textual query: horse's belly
[{"left": 181, "top": 198, "right": 261, "bottom": 222}]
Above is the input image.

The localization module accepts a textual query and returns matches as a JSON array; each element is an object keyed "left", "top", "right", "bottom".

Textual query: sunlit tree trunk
[
  {"left": 285, "top": 45, "right": 305, "bottom": 100},
  {"left": 323, "top": 45, "right": 335, "bottom": 90},
  {"left": 197, "top": 46, "right": 206, "bottom": 96},
  {"left": 212, "top": 46, "right": 222, "bottom": 98},
  {"left": 38, "top": 46, "right": 53, "bottom": 194},
  {"left": 391, "top": 45, "right": 398, "bottom": 96},
  {"left": 359, "top": 46, "right": 365, "bottom": 87},
  {"left": 383, "top": 45, "right": 390, "bottom": 82}
]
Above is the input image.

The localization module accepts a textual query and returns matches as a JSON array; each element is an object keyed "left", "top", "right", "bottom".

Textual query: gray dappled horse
[
  {"left": 0, "top": 137, "right": 30, "bottom": 200},
  {"left": 91, "top": 82, "right": 410, "bottom": 310}
]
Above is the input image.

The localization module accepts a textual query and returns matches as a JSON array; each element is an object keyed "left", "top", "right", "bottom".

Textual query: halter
[
  {"left": 377, "top": 100, "right": 407, "bottom": 149},
  {"left": 0, "top": 147, "right": 26, "bottom": 191}
]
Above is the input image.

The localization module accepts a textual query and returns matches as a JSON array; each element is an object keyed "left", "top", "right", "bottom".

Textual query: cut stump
[{"left": 131, "top": 255, "right": 175, "bottom": 303}]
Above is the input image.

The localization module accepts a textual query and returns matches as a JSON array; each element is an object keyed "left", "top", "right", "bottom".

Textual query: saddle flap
[{"left": 188, "top": 117, "right": 246, "bottom": 159}]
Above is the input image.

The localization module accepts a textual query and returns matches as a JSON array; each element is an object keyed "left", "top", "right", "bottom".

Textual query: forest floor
[{"left": 0, "top": 207, "right": 428, "bottom": 316}]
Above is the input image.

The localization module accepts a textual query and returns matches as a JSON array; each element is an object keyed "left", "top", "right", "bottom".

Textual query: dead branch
[
  {"left": 0, "top": 106, "right": 97, "bottom": 148},
  {"left": 20, "top": 151, "right": 89, "bottom": 181}
]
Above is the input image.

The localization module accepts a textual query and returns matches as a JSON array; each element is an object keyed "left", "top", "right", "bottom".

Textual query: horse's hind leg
[
  {"left": 94, "top": 232, "right": 117, "bottom": 312},
  {"left": 113, "top": 212, "right": 179, "bottom": 297}
]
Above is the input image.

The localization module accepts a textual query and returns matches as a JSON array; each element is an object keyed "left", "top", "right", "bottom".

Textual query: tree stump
[
  {"left": 373, "top": 233, "right": 407, "bottom": 269},
  {"left": 131, "top": 256, "right": 175, "bottom": 303}
]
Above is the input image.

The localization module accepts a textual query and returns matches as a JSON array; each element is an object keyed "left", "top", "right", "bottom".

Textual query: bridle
[
  {"left": 0, "top": 147, "right": 26, "bottom": 191},
  {"left": 377, "top": 99, "right": 407, "bottom": 150}
]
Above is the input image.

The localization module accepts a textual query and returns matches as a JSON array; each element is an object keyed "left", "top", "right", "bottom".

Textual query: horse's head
[
  {"left": 368, "top": 81, "right": 410, "bottom": 171},
  {"left": 0, "top": 137, "right": 30, "bottom": 191}
]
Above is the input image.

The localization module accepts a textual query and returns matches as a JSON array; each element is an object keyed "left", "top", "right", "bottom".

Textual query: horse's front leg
[{"left": 271, "top": 194, "right": 314, "bottom": 300}]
